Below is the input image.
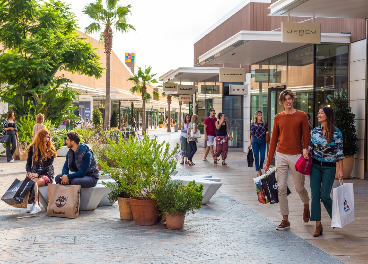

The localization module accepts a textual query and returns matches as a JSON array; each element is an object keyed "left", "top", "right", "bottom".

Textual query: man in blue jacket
[{"left": 55, "top": 131, "right": 99, "bottom": 188}]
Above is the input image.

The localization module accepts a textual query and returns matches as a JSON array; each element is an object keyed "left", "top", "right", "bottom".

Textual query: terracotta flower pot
[
  {"left": 336, "top": 155, "right": 354, "bottom": 179},
  {"left": 159, "top": 124, "right": 163, "bottom": 128},
  {"left": 117, "top": 197, "right": 133, "bottom": 220},
  {"left": 166, "top": 214, "right": 185, "bottom": 230},
  {"left": 129, "top": 198, "right": 158, "bottom": 226}
]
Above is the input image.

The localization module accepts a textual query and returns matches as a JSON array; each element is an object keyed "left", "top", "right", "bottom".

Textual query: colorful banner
[{"left": 125, "top": 53, "right": 135, "bottom": 62}]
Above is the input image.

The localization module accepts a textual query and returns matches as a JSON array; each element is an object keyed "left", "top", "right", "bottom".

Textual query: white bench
[
  {"left": 170, "top": 175, "right": 222, "bottom": 204},
  {"left": 38, "top": 184, "right": 108, "bottom": 211},
  {"left": 97, "top": 179, "right": 116, "bottom": 207}
]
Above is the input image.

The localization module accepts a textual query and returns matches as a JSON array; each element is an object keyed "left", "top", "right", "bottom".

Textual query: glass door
[{"left": 268, "top": 85, "right": 286, "bottom": 136}]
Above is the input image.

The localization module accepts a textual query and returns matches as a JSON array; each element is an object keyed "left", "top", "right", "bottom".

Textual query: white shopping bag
[{"left": 331, "top": 180, "right": 355, "bottom": 228}]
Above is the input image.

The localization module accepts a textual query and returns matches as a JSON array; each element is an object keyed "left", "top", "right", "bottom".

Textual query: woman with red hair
[{"left": 25, "top": 128, "right": 56, "bottom": 214}]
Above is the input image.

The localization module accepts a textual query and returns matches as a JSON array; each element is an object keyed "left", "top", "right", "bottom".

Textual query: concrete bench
[
  {"left": 170, "top": 175, "right": 222, "bottom": 205},
  {"left": 97, "top": 179, "right": 116, "bottom": 207},
  {"left": 38, "top": 184, "right": 108, "bottom": 211}
]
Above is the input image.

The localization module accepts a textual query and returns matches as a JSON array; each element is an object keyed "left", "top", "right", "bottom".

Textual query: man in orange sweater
[{"left": 263, "top": 89, "right": 310, "bottom": 230}]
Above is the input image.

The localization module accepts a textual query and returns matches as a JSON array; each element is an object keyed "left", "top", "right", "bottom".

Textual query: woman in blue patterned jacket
[{"left": 309, "top": 107, "right": 344, "bottom": 237}]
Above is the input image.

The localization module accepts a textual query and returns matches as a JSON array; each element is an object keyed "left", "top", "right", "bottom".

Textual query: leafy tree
[
  {"left": 332, "top": 91, "right": 359, "bottom": 156},
  {"left": 84, "top": 0, "right": 135, "bottom": 130},
  {"left": 128, "top": 66, "right": 158, "bottom": 134},
  {"left": 92, "top": 108, "right": 103, "bottom": 128},
  {"left": 0, "top": 0, "right": 104, "bottom": 125}
]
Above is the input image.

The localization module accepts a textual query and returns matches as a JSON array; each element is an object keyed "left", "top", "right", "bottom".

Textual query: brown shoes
[
  {"left": 276, "top": 220, "right": 290, "bottom": 230},
  {"left": 303, "top": 206, "right": 310, "bottom": 223},
  {"left": 313, "top": 223, "right": 323, "bottom": 237}
]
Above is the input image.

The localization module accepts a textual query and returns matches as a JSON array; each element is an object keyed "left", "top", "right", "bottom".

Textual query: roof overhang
[
  {"left": 198, "top": 30, "right": 351, "bottom": 65},
  {"left": 159, "top": 67, "right": 220, "bottom": 82},
  {"left": 269, "top": 0, "right": 368, "bottom": 19}
]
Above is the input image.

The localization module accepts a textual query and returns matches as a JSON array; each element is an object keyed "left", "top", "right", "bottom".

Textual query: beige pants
[{"left": 275, "top": 152, "right": 310, "bottom": 216}]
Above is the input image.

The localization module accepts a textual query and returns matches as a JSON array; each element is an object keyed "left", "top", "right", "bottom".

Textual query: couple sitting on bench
[{"left": 26, "top": 130, "right": 99, "bottom": 215}]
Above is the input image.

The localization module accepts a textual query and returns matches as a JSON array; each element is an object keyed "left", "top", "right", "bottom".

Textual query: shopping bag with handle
[
  {"left": 260, "top": 170, "right": 291, "bottom": 204},
  {"left": 331, "top": 180, "right": 355, "bottom": 228},
  {"left": 46, "top": 184, "right": 81, "bottom": 219}
]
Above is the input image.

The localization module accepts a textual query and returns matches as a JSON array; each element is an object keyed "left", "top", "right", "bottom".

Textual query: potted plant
[
  {"left": 332, "top": 91, "right": 359, "bottom": 178},
  {"left": 100, "top": 134, "right": 179, "bottom": 226},
  {"left": 158, "top": 120, "right": 164, "bottom": 128},
  {"left": 155, "top": 180, "right": 203, "bottom": 230}
]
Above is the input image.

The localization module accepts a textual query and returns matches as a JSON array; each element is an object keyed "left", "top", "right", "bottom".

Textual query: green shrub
[
  {"left": 332, "top": 91, "right": 359, "bottom": 156},
  {"left": 110, "top": 110, "right": 118, "bottom": 128},
  {"left": 158, "top": 120, "right": 164, "bottom": 125},
  {"left": 92, "top": 108, "right": 103, "bottom": 127},
  {"left": 155, "top": 180, "right": 203, "bottom": 217}
]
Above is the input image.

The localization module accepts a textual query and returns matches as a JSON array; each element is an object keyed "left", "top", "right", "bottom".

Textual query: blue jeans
[
  {"left": 188, "top": 141, "right": 197, "bottom": 161},
  {"left": 252, "top": 137, "right": 266, "bottom": 171}
]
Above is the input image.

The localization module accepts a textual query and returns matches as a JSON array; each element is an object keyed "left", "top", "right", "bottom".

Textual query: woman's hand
[
  {"left": 229, "top": 136, "right": 233, "bottom": 141},
  {"left": 303, "top": 149, "right": 309, "bottom": 159},
  {"left": 338, "top": 171, "right": 343, "bottom": 180},
  {"left": 248, "top": 145, "right": 251, "bottom": 149}
]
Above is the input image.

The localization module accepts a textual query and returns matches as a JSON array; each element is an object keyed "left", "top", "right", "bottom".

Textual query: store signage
[
  {"left": 219, "top": 68, "right": 246, "bottom": 83},
  {"left": 281, "top": 22, "right": 321, "bottom": 44},
  {"left": 254, "top": 69, "right": 269, "bottom": 82},
  {"left": 179, "top": 95, "right": 192, "bottom": 103},
  {"left": 78, "top": 95, "right": 93, "bottom": 101},
  {"left": 163, "top": 83, "right": 178, "bottom": 93},
  {"left": 178, "top": 85, "right": 195, "bottom": 95},
  {"left": 201, "top": 85, "right": 220, "bottom": 94},
  {"left": 229, "top": 85, "right": 248, "bottom": 95}
]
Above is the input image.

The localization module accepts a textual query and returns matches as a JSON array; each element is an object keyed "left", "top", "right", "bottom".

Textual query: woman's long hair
[
  {"left": 27, "top": 128, "right": 56, "bottom": 161},
  {"left": 253, "top": 111, "right": 265, "bottom": 126},
  {"left": 321, "top": 107, "right": 335, "bottom": 143},
  {"left": 184, "top": 114, "right": 191, "bottom": 124}
]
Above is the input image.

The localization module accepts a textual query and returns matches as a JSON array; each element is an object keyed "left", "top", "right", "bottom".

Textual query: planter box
[{"left": 57, "top": 146, "right": 68, "bottom": 157}]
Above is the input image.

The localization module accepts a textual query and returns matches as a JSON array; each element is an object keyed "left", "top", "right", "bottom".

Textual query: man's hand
[
  {"left": 61, "top": 175, "right": 69, "bottom": 185},
  {"left": 303, "top": 148, "right": 309, "bottom": 159},
  {"left": 205, "top": 136, "right": 208, "bottom": 141},
  {"left": 263, "top": 165, "right": 269, "bottom": 172}
]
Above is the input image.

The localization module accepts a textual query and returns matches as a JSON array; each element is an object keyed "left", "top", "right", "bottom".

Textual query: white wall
[
  {"left": 350, "top": 39, "right": 366, "bottom": 179},
  {"left": 244, "top": 73, "right": 251, "bottom": 153}
]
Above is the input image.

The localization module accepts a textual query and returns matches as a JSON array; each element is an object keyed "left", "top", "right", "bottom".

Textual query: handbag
[
  {"left": 0, "top": 133, "right": 9, "bottom": 143},
  {"left": 265, "top": 132, "right": 270, "bottom": 143},
  {"left": 295, "top": 149, "right": 313, "bottom": 175},
  {"left": 331, "top": 180, "right": 355, "bottom": 228},
  {"left": 247, "top": 149, "right": 254, "bottom": 167},
  {"left": 1, "top": 178, "right": 35, "bottom": 208},
  {"left": 190, "top": 123, "right": 201, "bottom": 138}
]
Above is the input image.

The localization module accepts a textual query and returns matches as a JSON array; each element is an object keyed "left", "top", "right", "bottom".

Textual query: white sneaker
[
  {"left": 26, "top": 204, "right": 34, "bottom": 213},
  {"left": 30, "top": 204, "right": 41, "bottom": 215},
  {"left": 9, "top": 159, "right": 14, "bottom": 163},
  {"left": 203, "top": 158, "right": 208, "bottom": 162}
]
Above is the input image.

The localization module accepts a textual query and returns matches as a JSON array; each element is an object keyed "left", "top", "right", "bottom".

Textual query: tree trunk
[
  {"left": 167, "top": 95, "right": 171, "bottom": 132},
  {"left": 103, "top": 24, "right": 113, "bottom": 131},
  {"left": 142, "top": 85, "right": 147, "bottom": 134}
]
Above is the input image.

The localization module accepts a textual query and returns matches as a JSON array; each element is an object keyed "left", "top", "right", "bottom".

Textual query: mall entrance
[{"left": 267, "top": 85, "right": 286, "bottom": 136}]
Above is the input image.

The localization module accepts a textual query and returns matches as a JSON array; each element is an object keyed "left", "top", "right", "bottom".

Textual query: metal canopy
[
  {"left": 159, "top": 67, "right": 220, "bottom": 83},
  {"left": 198, "top": 30, "right": 351, "bottom": 66},
  {"left": 269, "top": 0, "right": 368, "bottom": 19}
]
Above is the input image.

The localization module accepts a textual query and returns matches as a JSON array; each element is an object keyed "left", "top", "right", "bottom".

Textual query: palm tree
[
  {"left": 128, "top": 66, "right": 158, "bottom": 134},
  {"left": 83, "top": 0, "right": 135, "bottom": 130}
]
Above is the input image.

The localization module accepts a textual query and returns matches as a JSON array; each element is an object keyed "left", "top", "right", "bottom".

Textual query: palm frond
[
  {"left": 144, "top": 93, "right": 151, "bottom": 101},
  {"left": 107, "top": 0, "right": 119, "bottom": 10},
  {"left": 85, "top": 22, "right": 101, "bottom": 34},
  {"left": 83, "top": 1, "right": 103, "bottom": 22}
]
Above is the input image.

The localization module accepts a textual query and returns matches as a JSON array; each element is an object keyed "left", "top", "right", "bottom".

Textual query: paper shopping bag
[
  {"left": 1, "top": 178, "right": 35, "bottom": 208},
  {"left": 13, "top": 141, "right": 25, "bottom": 160},
  {"left": 46, "top": 184, "right": 81, "bottom": 219},
  {"left": 253, "top": 173, "right": 269, "bottom": 204},
  {"left": 331, "top": 182, "right": 354, "bottom": 228}
]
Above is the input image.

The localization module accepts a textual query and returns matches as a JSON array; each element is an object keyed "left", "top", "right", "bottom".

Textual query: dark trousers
[
  {"left": 310, "top": 163, "right": 336, "bottom": 221},
  {"left": 252, "top": 137, "right": 266, "bottom": 171},
  {"left": 55, "top": 174, "right": 98, "bottom": 188},
  {"left": 188, "top": 141, "right": 197, "bottom": 161},
  {"left": 6, "top": 131, "right": 16, "bottom": 162}
]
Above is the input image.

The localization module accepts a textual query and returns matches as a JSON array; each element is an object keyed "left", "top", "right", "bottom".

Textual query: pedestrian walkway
[
  {"left": 0, "top": 130, "right": 366, "bottom": 263},
  {"left": 155, "top": 130, "right": 368, "bottom": 264}
]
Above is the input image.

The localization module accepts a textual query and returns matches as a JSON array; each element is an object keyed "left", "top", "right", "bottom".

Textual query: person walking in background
[
  {"left": 25, "top": 128, "right": 56, "bottom": 214},
  {"left": 203, "top": 109, "right": 217, "bottom": 163},
  {"left": 131, "top": 117, "right": 136, "bottom": 130},
  {"left": 180, "top": 114, "right": 191, "bottom": 165},
  {"left": 3, "top": 110, "right": 18, "bottom": 163},
  {"left": 263, "top": 89, "right": 310, "bottom": 231},
  {"left": 74, "top": 115, "right": 84, "bottom": 129},
  {"left": 187, "top": 115, "right": 199, "bottom": 166},
  {"left": 248, "top": 111, "right": 268, "bottom": 176},
  {"left": 85, "top": 118, "right": 92, "bottom": 130},
  {"left": 33, "top": 113, "right": 46, "bottom": 139},
  {"left": 213, "top": 112, "right": 232, "bottom": 165},
  {"left": 309, "top": 107, "right": 344, "bottom": 237}
]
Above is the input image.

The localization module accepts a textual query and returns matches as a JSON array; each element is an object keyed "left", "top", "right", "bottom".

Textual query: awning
[
  {"left": 269, "top": 0, "right": 368, "bottom": 19},
  {"left": 159, "top": 67, "right": 220, "bottom": 83},
  {"left": 198, "top": 30, "right": 351, "bottom": 66}
]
